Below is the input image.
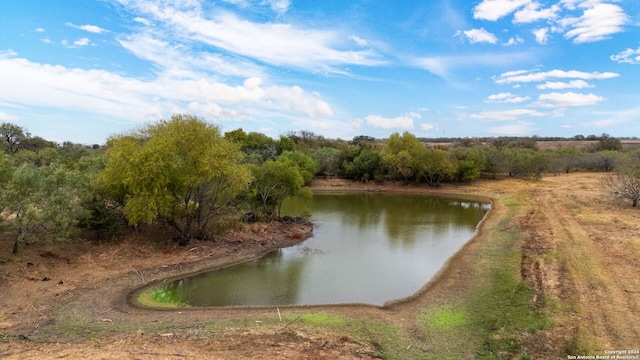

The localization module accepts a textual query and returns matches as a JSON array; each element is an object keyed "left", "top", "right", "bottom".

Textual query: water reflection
[{"left": 148, "top": 193, "right": 489, "bottom": 307}]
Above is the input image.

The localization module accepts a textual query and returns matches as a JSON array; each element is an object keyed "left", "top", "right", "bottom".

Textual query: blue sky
[{"left": 0, "top": 0, "right": 638, "bottom": 144}]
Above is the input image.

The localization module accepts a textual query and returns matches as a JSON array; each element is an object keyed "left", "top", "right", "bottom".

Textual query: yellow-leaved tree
[{"left": 102, "top": 114, "right": 251, "bottom": 246}]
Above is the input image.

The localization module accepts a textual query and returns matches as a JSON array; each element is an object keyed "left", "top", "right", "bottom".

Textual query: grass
[{"left": 410, "top": 196, "right": 548, "bottom": 360}]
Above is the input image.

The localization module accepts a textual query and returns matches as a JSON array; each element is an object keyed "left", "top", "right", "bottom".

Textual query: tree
[
  {"left": 0, "top": 123, "right": 29, "bottom": 156},
  {"left": 601, "top": 159, "right": 640, "bottom": 207},
  {"left": 550, "top": 147, "right": 583, "bottom": 175},
  {"left": 101, "top": 114, "right": 251, "bottom": 245},
  {"left": 342, "top": 148, "right": 382, "bottom": 182},
  {"left": 415, "top": 148, "right": 455, "bottom": 186},
  {"left": 277, "top": 151, "right": 318, "bottom": 185},
  {"left": 251, "top": 160, "right": 304, "bottom": 219},
  {"left": 450, "top": 147, "right": 485, "bottom": 182},
  {"left": 313, "top": 147, "right": 341, "bottom": 177},
  {"left": 1, "top": 163, "right": 89, "bottom": 254},
  {"left": 381, "top": 132, "right": 423, "bottom": 182},
  {"left": 595, "top": 133, "right": 622, "bottom": 151}
]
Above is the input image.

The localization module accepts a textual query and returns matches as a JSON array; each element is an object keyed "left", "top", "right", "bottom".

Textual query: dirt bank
[{"left": 1, "top": 173, "right": 639, "bottom": 359}]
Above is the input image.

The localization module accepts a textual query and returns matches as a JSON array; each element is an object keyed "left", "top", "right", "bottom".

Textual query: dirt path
[{"left": 1, "top": 173, "right": 639, "bottom": 359}]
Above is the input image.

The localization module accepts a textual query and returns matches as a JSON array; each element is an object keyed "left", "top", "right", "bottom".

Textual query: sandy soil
[{"left": 1, "top": 173, "right": 639, "bottom": 359}]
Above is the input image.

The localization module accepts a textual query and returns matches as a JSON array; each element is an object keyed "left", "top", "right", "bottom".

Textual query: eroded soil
[{"left": 1, "top": 173, "right": 639, "bottom": 359}]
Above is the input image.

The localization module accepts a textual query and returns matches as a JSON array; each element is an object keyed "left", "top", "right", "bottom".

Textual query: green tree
[
  {"left": 1, "top": 163, "right": 89, "bottom": 254},
  {"left": 0, "top": 123, "right": 30, "bottom": 156},
  {"left": 450, "top": 147, "right": 485, "bottom": 182},
  {"left": 101, "top": 114, "right": 251, "bottom": 245},
  {"left": 381, "top": 132, "right": 423, "bottom": 182},
  {"left": 313, "top": 147, "right": 341, "bottom": 177},
  {"left": 277, "top": 151, "right": 318, "bottom": 185},
  {"left": 595, "top": 133, "right": 622, "bottom": 151},
  {"left": 415, "top": 148, "right": 455, "bottom": 186},
  {"left": 550, "top": 147, "right": 583, "bottom": 175},
  {"left": 342, "top": 148, "right": 382, "bottom": 182},
  {"left": 251, "top": 160, "right": 304, "bottom": 219}
]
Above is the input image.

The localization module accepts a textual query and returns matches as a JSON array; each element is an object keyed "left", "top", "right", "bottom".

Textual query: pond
[{"left": 143, "top": 193, "right": 489, "bottom": 307}]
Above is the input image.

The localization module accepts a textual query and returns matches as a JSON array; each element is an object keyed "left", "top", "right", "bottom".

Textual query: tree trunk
[{"left": 12, "top": 240, "right": 18, "bottom": 254}]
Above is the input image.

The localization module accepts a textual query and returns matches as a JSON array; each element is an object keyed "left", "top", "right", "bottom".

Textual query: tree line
[{"left": 1, "top": 115, "right": 639, "bottom": 254}]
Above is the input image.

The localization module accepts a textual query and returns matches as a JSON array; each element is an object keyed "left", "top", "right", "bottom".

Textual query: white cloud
[
  {"left": 536, "top": 80, "right": 593, "bottom": 89},
  {"left": 116, "top": 1, "right": 384, "bottom": 73},
  {"left": 66, "top": 22, "right": 108, "bottom": 34},
  {"left": 118, "top": 33, "right": 264, "bottom": 79},
  {"left": 562, "top": 3, "right": 629, "bottom": 43},
  {"left": 350, "top": 35, "right": 369, "bottom": 46},
  {"left": 504, "top": 36, "right": 524, "bottom": 46},
  {"left": 263, "top": 0, "right": 291, "bottom": 14},
  {"left": 495, "top": 69, "right": 619, "bottom": 84},
  {"left": 420, "top": 123, "right": 436, "bottom": 131},
  {"left": 364, "top": 112, "right": 420, "bottom": 129},
  {"left": 611, "top": 46, "right": 640, "bottom": 64},
  {"left": 35, "top": 28, "right": 45, "bottom": 33},
  {"left": 462, "top": 28, "right": 498, "bottom": 44},
  {"left": 473, "top": 0, "right": 531, "bottom": 21},
  {"left": 514, "top": 3, "right": 560, "bottom": 24},
  {"left": 489, "top": 121, "right": 536, "bottom": 135},
  {"left": 532, "top": 28, "right": 549, "bottom": 44},
  {"left": 133, "top": 17, "right": 151, "bottom": 26},
  {"left": 0, "top": 55, "right": 335, "bottom": 127},
  {"left": 535, "top": 92, "right": 605, "bottom": 107},
  {"left": 0, "top": 111, "right": 18, "bottom": 122},
  {"left": 73, "top": 38, "right": 91, "bottom": 47},
  {"left": 485, "top": 92, "right": 530, "bottom": 103},
  {"left": 470, "top": 109, "right": 545, "bottom": 121}
]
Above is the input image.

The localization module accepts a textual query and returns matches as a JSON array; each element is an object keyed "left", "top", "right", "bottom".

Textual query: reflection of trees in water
[
  {"left": 158, "top": 249, "right": 307, "bottom": 307},
  {"left": 310, "top": 194, "right": 488, "bottom": 246}
]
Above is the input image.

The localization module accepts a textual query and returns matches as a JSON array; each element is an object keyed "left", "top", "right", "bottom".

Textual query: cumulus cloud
[
  {"left": 485, "top": 92, "right": 530, "bottom": 103},
  {"left": 532, "top": 28, "right": 549, "bottom": 44},
  {"left": 470, "top": 109, "right": 545, "bottom": 121},
  {"left": 35, "top": 28, "right": 45, "bottom": 33},
  {"left": 514, "top": 3, "right": 560, "bottom": 24},
  {"left": 495, "top": 69, "right": 619, "bottom": 84},
  {"left": 561, "top": 3, "right": 629, "bottom": 43},
  {"left": 65, "top": 22, "right": 108, "bottom": 34},
  {"left": 535, "top": 92, "right": 605, "bottom": 107},
  {"left": 0, "top": 55, "right": 335, "bottom": 126},
  {"left": 504, "top": 36, "right": 524, "bottom": 46},
  {"left": 536, "top": 80, "right": 593, "bottom": 89},
  {"left": 611, "top": 46, "right": 640, "bottom": 64},
  {"left": 473, "top": 0, "right": 530, "bottom": 21},
  {"left": 73, "top": 38, "right": 91, "bottom": 47},
  {"left": 460, "top": 28, "right": 498, "bottom": 44},
  {"left": 364, "top": 112, "right": 420, "bottom": 129},
  {"left": 472, "top": 0, "right": 629, "bottom": 44}
]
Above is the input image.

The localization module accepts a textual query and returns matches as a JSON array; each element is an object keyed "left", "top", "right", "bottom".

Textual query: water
[{"left": 147, "top": 193, "right": 489, "bottom": 307}]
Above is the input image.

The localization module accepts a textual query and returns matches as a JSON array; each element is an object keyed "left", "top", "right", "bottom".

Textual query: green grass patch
[
  {"left": 415, "top": 195, "right": 549, "bottom": 359},
  {"left": 419, "top": 305, "right": 469, "bottom": 333},
  {"left": 136, "top": 288, "right": 182, "bottom": 309}
]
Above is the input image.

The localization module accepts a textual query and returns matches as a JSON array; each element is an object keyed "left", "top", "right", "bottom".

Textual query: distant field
[
  {"left": 536, "top": 139, "right": 640, "bottom": 150},
  {"left": 424, "top": 139, "right": 640, "bottom": 150}
]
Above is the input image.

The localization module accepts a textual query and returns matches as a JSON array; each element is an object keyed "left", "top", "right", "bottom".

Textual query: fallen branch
[
  {"left": 282, "top": 316, "right": 301, "bottom": 330},
  {"left": 131, "top": 266, "right": 145, "bottom": 283}
]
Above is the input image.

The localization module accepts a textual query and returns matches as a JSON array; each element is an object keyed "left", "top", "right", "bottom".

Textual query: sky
[{"left": 0, "top": 0, "right": 639, "bottom": 145}]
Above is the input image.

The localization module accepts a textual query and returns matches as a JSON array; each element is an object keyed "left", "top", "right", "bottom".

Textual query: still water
[{"left": 147, "top": 193, "right": 489, "bottom": 307}]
